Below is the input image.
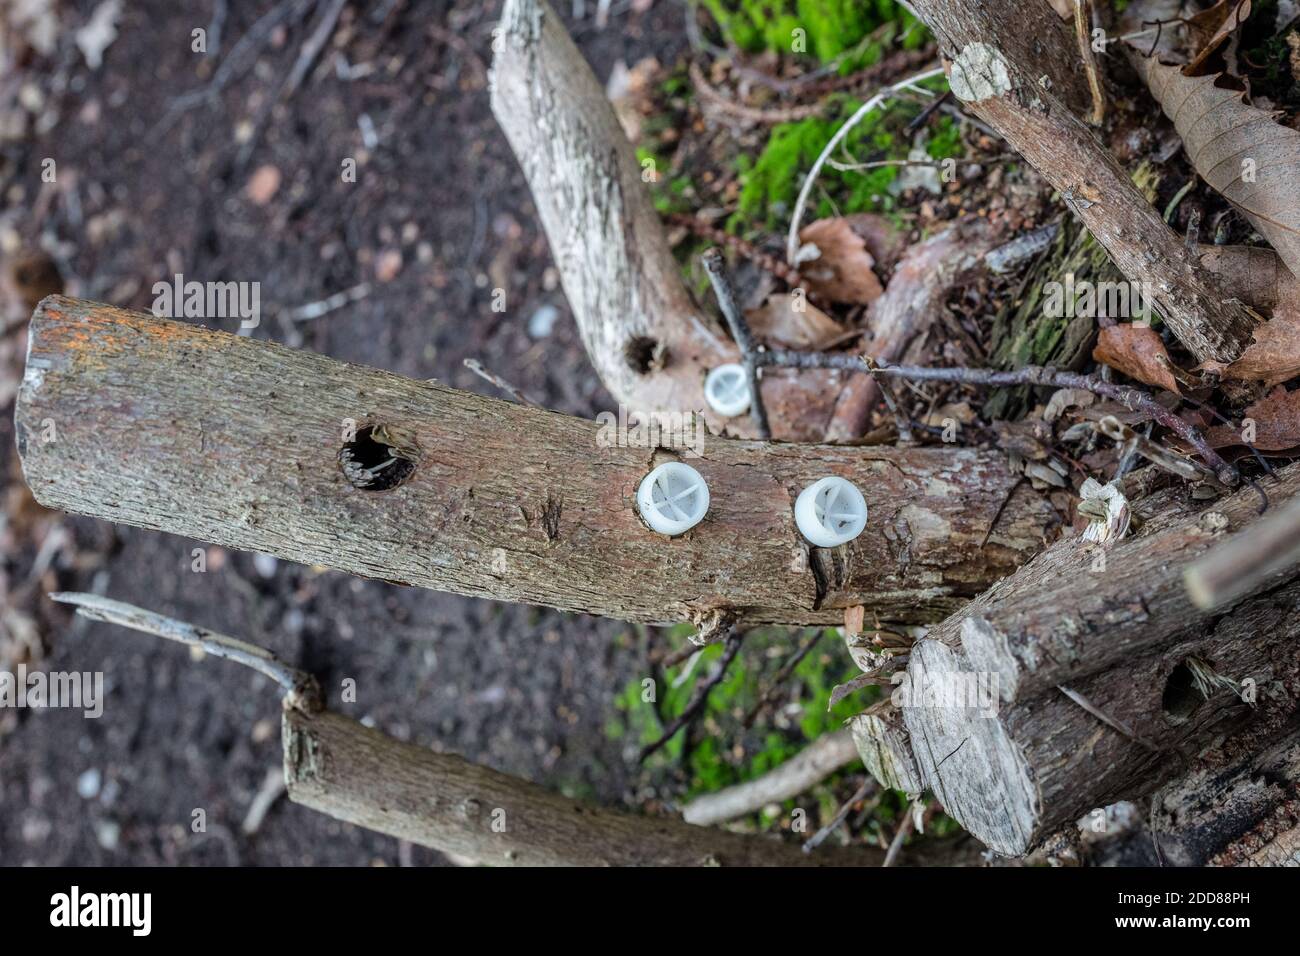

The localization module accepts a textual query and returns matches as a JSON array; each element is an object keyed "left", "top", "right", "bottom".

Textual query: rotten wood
[
  {"left": 15, "top": 297, "right": 1059, "bottom": 628},
  {"left": 908, "top": 0, "right": 1259, "bottom": 364}
]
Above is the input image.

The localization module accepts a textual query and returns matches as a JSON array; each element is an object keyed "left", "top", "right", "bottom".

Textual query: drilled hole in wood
[
  {"left": 1161, "top": 663, "right": 1202, "bottom": 725},
  {"left": 339, "top": 424, "right": 418, "bottom": 491},
  {"left": 624, "top": 335, "right": 660, "bottom": 374}
]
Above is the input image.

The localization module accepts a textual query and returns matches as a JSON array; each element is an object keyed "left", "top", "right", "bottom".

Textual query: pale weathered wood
[
  {"left": 490, "top": 0, "right": 848, "bottom": 441},
  {"left": 869, "top": 468, "right": 1300, "bottom": 856},
  {"left": 908, "top": 0, "right": 1258, "bottom": 363},
  {"left": 848, "top": 702, "right": 925, "bottom": 794},
  {"left": 681, "top": 728, "right": 859, "bottom": 826},
  {"left": 15, "top": 297, "right": 1058, "bottom": 627}
]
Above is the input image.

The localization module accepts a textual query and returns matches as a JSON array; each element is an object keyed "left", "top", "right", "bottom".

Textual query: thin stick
[
  {"left": 1057, "top": 684, "right": 1160, "bottom": 753},
  {"left": 882, "top": 803, "right": 918, "bottom": 867},
  {"left": 803, "top": 776, "right": 876, "bottom": 853},
  {"left": 863, "top": 356, "right": 914, "bottom": 443},
  {"left": 639, "top": 633, "right": 745, "bottom": 762},
  {"left": 462, "top": 358, "right": 541, "bottom": 408},
  {"left": 284, "top": 282, "right": 371, "bottom": 322},
  {"left": 785, "top": 65, "right": 945, "bottom": 264},
  {"left": 750, "top": 351, "right": 1239, "bottom": 486},
  {"left": 49, "top": 592, "right": 322, "bottom": 711},
  {"left": 703, "top": 249, "right": 770, "bottom": 439},
  {"left": 745, "top": 629, "right": 823, "bottom": 728},
  {"left": 1184, "top": 496, "right": 1300, "bottom": 611},
  {"left": 1074, "top": 0, "right": 1106, "bottom": 125}
]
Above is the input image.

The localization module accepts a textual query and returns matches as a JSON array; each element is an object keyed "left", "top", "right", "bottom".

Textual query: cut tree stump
[
  {"left": 15, "top": 297, "right": 1058, "bottom": 628},
  {"left": 855, "top": 467, "right": 1300, "bottom": 856}
]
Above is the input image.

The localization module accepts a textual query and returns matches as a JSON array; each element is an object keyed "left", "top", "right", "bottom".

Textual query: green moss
[
  {"left": 606, "top": 628, "right": 877, "bottom": 804},
  {"left": 699, "top": 0, "right": 925, "bottom": 64},
  {"left": 731, "top": 89, "right": 950, "bottom": 233}
]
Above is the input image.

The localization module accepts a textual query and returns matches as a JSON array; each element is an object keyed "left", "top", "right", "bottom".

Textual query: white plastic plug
[
  {"left": 637, "top": 462, "right": 710, "bottom": 536},
  {"left": 794, "top": 477, "right": 867, "bottom": 548},
  {"left": 704, "top": 364, "right": 751, "bottom": 418}
]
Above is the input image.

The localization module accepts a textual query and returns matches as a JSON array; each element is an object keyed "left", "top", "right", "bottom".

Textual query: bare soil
[{"left": 0, "top": 0, "right": 690, "bottom": 866}]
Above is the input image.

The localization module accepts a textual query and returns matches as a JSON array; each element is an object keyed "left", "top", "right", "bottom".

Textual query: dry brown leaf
[
  {"left": 1093, "top": 324, "right": 1182, "bottom": 393},
  {"left": 1132, "top": 57, "right": 1300, "bottom": 275},
  {"left": 796, "top": 218, "right": 884, "bottom": 306},
  {"left": 844, "top": 605, "right": 865, "bottom": 638},
  {"left": 1223, "top": 306, "right": 1300, "bottom": 386},
  {"left": 1207, "top": 385, "right": 1300, "bottom": 449},
  {"left": 1185, "top": 0, "right": 1253, "bottom": 75},
  {"left": 745, "top": 292, "right": 843, "bottom": 350}
]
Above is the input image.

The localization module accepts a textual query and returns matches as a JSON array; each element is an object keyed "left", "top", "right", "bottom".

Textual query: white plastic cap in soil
[
  {"left": 794, "top": 476, "right": 868, "bottom": 548},
  {"left": 637, "top": 462, "right": 710, "bottom": 536},
  {"left": 703, "top": 364, "right": 751, "bottom": 418}
]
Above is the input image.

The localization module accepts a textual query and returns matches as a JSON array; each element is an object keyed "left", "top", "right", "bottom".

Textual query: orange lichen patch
[{"left": 34, "top": 298, "right": 218, "bottom": 376}]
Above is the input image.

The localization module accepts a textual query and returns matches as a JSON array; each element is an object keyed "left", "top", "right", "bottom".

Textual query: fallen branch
[
  {"left": 858, "top": 465, "right": 1300, "bottom": 855},
  {"left": 55, "top": 592, "right": 900, "bottom": 866},
  {"left": 907, "top": 0, "right": 1259, "bottom": 364},
  {"left": 681, "top": 728, "right": 860, "bottom": 826},
  {"left": 16, "top": 298, "right": 1058, "bottom": 627},
  {"left": 1184, "top": 495, "right": 1300, "bottom": 611},
  {"left": 490, "top": 0, "right": 844, "bottom": 440}
]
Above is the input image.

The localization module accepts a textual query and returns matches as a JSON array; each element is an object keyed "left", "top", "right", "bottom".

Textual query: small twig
[
  {"left": 284, "top": 0, "right": 349, "bottom": 98},
  {"left": 639, "top": 633, "right": 744, "bottom": 763},
  {"left": 462, "top": 358, "right": 541, "bottom": 408},
  {"left": 744, "top": 629, "right": 823, "bottom": 728},
  {"left": 803, "top": 776, "right": 876, "bottom": 853},
  {"left": 1184, "top": 495, "right": 1300, "bottom": 611},
  {"left": 786, "top": 65, "right": 945, "bottom": 264},
  {"left": 703, "top": 249, "right": 770, "bottom": 439},
  {"left": 688, "top": 61, "right": 823, "bottom": 125},
  {"left": 749, "top": 351, "right": 1240, "bottom": 486},
  {"left": 49, "top": 592, "right": 322, "bottom": 712},
  {"left": 667, "top": 213, "right": 808, "bottom": 291},
  {"left": 242, "top": 766, "right": 287, "bottom": 835},
  {"left": 882, "top": 802, "right": 918, "bottom": 867},
  {"left": 904, "top": 89, "right": 952, "bottom": 134},
  {"left": 284, "top": 282, "right": 371, "bottom": 322},
  {"left": 1093, "top": 416, "right": 1223, "bottom": 489},
  {"left": 1074, "top": 0, "right": 1106, "bottom": 125},
  {"left": 828, "top": 151, "right": 1017, "bottom": 173},
  {"left": 828, "top": 666, "right": 899, "bottom": 709},
  {"left": 863, "top": 357, "right": 914, "bottom": 443},
  {"left": 1057, "top": 684, "right": 1161, "bottom": 753}
]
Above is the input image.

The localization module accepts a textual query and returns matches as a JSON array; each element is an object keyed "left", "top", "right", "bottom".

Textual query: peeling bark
[{"left": 15, "top": 297, "right": 1059, "bottom": 628}]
